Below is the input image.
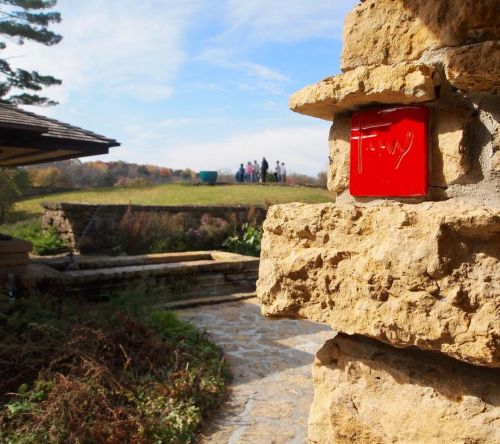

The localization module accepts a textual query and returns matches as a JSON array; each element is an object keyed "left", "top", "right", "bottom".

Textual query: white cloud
[
  {"left": 222, "top": 0, "right": 359, "bottom": 44},
  {"left": 198, "top": 47, "right": 289, "bottom": 95},
  {"left": 2, "top": 0, "right": 202, "bottom": 106},
  {"left": 103, "top": 122, "right": 331, "bottom": 175},
  {"left": 196, "top": 0, "right": 359, "bottom": 95}
]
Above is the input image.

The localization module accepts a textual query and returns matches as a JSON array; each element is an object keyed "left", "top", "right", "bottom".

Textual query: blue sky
[{"left": 6, "top": 0, "right": 358, "bottom": 175}]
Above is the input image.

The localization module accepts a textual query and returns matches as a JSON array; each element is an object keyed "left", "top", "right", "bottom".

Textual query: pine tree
[{"left": 0, "top": 0, "right": 62, "bottom": 106}]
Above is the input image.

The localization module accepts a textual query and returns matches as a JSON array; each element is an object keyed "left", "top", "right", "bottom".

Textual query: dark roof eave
[
  {"left": 1, "top": 132, "right": 120, "bottom": 151},
  {"left": 0, "top": 103, "right": 120, "bottom": 146},
  {"left": 1, "top": 148, "right": 112, "bottom": 167},
  {"left": 0, "top": 121, "right": 48, "bottom": 133}
]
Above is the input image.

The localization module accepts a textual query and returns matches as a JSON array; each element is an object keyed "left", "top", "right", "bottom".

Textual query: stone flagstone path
[{"left": 177, "top": 298, "right": 333, "bottom": 443}]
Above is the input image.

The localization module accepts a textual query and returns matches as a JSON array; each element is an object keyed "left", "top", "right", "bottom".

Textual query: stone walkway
[{"left": 177, "top": 298, "right": 333, "bottom": 444}]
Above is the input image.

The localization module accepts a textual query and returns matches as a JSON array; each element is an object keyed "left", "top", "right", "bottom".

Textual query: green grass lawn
[{"left": 5, "top": 183, "right": 334, "bottom": 223}]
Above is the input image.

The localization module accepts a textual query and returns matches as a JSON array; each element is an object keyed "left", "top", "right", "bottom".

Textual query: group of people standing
[{"left": 235, "top": 157, "right": 287, "bottom": 183}]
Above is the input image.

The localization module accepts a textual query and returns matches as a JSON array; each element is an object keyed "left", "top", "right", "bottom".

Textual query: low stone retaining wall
[
  {"left": 24, "top": 251, "right": 259, "bottom": 301},
  {"left": 42, "top": 202, "right": 267, "bottom": 254}
]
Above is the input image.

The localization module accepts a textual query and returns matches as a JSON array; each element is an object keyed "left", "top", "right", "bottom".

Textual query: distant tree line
[
  {"left": 25, "top": 161, "right": 328, "bottom": 189},
  {"left": 24, "top": 160, "right": 196, "bottom": 189}
]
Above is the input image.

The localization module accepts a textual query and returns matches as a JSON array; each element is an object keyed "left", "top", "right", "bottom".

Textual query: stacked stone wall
[
  {"left": 258, "top": 0, "right": 499, "bottom": 441},
  {"left": 42, "top": 202, "right": 267, "bottom": 254}
]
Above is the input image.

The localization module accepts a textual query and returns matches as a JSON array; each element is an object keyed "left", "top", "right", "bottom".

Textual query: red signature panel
[{"left": 350, "top": 106, "right": 429, "bottom": 197}]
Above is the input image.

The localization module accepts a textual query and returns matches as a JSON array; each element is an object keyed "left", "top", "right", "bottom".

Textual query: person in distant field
[
  {"left": 261, "top": 157, "right": 269, "bottom": 182},
  {"left": 274, "top": 160, "right": 281, "bottom": 182},
  {"left": 280, "top": 162, "right": 286, "bottom": 183},
  {"left": 236, "top": 163, "right": 245, "bottom": 182},
  {"left": 245, "top": 161, "right": 253, "bottom": 182},
  {"left": 252, "top": 160, "right": 260, "bottom": 182}
]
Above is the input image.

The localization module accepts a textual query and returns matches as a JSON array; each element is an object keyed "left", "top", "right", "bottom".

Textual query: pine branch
[
  {"left": 0, "top": 0, "right": 61, "bottom": 105},
  {"left": 0, "top": 20, "right": 61, "bottom": 45},
  {"left": 7, "top": 92, "right": 57, "bottom": 105},
  {"left": 2, "top": 11, "right": 61, "bottom": 26},
  {"left": 0, "top": 1, "right": 58, "bottom": 11}
]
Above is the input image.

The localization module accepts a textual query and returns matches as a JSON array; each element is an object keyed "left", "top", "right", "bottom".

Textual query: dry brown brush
[{"left": 0, "top": 292, "right": 229, "bottom": 443}]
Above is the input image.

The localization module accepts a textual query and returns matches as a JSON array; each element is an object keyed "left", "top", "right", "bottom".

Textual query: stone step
[{"left": 161, "top": 292, "right": 256, "bottom": 309}]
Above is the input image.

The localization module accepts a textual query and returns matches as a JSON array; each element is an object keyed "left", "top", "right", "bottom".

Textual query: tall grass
[{"left": 117, "top": 209, "right": 232, "bottom": 255}]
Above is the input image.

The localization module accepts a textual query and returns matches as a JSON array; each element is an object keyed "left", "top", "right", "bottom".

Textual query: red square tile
[{"left": 350, "top": 105, "right": 430, "bottom": 197}]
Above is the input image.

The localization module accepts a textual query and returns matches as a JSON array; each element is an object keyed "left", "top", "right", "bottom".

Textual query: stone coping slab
[
  {"left": 257, "top": 201, "right": 500, "bottom": 367},
  {"left": 0, "top": 238, "right": 33, "bottom": 254},
  {"left": 289, "top": 63, "right": 436, "bottom": 121},
  {"left": 161, "top": 291, "right": 256, "bottom": 309},
  {"left": 30, "top": 251, "right": 246, "bottom": 271},
  {"left": 41, "top": 202, "right": 267, "bottom": 212}
]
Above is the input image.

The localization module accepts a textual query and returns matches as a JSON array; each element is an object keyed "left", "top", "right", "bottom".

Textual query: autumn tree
[
  {"left": 0, "top": 167, "right": 29, "bottom": 223},
  {"left": 0, "top": 0, "right": 62, "bottom": 106}
]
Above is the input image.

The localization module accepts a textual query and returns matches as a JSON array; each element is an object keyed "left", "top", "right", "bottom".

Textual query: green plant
[
  {"left": 222, "top": 223, "right": 263, "bottom": 257},
  {"left": 0, "top": 218, "right": 67, "bottom": 255},
  {"left": 6, "top": 381, "right": 53, "bottom": 419}
]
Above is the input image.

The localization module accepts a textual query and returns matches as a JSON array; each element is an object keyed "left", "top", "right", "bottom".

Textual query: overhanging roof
[{"left": 0, "top": 103, "right": 120, "bottom": 167}]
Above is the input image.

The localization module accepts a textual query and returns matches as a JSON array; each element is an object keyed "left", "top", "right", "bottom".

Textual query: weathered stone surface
[
  {"left": 309, "top": 333, "right": 500, "bottom": 444},
  {"left": 0, "top": 238, "right": 32, "bottom": 269},
  {"left": 341, "top": 0, "right": 500, "bottom": 71},
  {"left": 431, "top": 108, "right": 472, "bottom": 186},
  {"left": 0, "top": 238, "right": 32, "bottom": 254},
  {"left": 257, "top": 202, "right": 500, "bottom": 367},
  {"left": 24, "top": 251, "right": 259, "bottom": 301},
  {"left": 289, "top": 64, "right": 435, "bottom": 121},
  {"left": 445, "top": 41, "right": 500, "bottom": 92},
  {"left": 327, "top": 115, "right": 350, "bottom": 193},
  {"left": 0, "top": 253, "right": 31, "bottom": 267},
  {"left": 493, "top": 151, "right": 500, "bottom": 173}
]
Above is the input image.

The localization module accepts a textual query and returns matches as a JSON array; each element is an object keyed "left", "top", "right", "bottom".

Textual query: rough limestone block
[
  {"left": 0, "top": 253, "right": 31, "bottom": 267},
  {"left": 341, "top": 0, "right": 499, "bottom": 71},
  {"left": 327, "top": 115, "right": 350, "bottom": 193},
  {"left": 257, "top": 202, "right": 500, "bottom": 367},
  {"left": 0, "top": 238, "right": 32, "bottom": 254},
  {"left": 309, "top": 334, "right": 500, "bottom": 444},
  {"left": 431, "top": 108, "right": 472, "bottom": 186},
  {"left": 289, "top": 64, "right": 435, "bottom": 121},
  {"left": 444, "top": 41, "right": 500, "bottom": 92}
]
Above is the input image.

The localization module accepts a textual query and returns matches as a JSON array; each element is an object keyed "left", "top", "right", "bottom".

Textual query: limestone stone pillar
[{"left": 257, "top": 0, "right": 499, "bottom": 442}]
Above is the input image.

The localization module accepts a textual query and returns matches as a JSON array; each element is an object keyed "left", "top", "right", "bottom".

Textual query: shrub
[
  {"left": 0, "top": 288, "right": 229, "bottom": 443},
  {"left": 222, "top": 223, "right": 263, "bottom": 257},
  {"left": 0, "top": 218, "right": 67, "bottom": 256}
]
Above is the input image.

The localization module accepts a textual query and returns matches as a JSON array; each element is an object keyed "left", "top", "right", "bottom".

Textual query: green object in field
[{"left": 199, "top": 171, "right": 218, "bottom": 184}]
